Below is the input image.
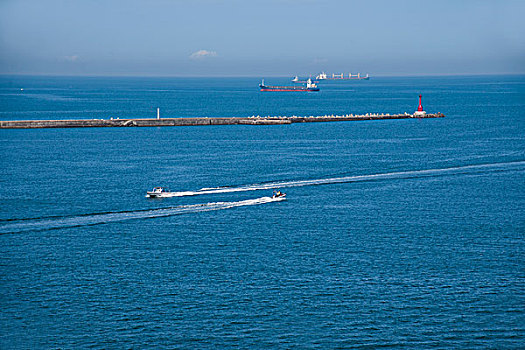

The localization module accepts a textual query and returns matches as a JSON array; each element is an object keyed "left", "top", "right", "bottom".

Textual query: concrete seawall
[{"left": 0, "top": 113, "right": 444, "bottom": 129}]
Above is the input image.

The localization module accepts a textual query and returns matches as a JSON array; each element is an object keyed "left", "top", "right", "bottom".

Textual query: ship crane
[{"left": 316, "top": 71, "right": 370, "bottom": 80}]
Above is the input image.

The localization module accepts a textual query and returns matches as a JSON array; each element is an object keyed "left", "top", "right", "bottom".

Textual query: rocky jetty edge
[{"left": 0, "top": 113, "right": 445, "bottom": 129}]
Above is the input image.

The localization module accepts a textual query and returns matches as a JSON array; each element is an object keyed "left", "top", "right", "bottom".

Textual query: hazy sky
[{"left": 0, "top": 0, "right": 524, "bottom": 76}]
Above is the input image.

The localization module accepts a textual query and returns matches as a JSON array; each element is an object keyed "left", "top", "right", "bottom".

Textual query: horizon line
[{"left": 1, "top": 72, "right": 525, "bottom": 79}]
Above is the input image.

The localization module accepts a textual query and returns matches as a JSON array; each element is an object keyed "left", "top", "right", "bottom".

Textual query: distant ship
[
  {"left": 316, "top": 72, "right": 370, "bottom": 80},
  {"left": 259, "top": 79, "right": 319, "bottom": 92},
  {"left": 292, "top": 76, "right": 319, "bottom": 84}
]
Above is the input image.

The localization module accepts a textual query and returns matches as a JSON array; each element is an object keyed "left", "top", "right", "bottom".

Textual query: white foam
[
  {"left": 171, "top": 160, "right": 525, "bottom": 197},
  {"left": 0, "top": 196, "right": 285, "bottom": 234}
]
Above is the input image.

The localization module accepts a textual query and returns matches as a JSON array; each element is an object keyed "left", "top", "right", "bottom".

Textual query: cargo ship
[
  {"left": 259, "top": 79, "right": 319, "bottom": 92},
  {"left": 316, "top": 72, "right": 369, "bottom": 80}
]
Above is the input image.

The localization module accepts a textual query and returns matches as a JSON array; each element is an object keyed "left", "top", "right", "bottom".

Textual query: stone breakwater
[{"left": 0, "top": 113, "right": 444, "bottom": 129}]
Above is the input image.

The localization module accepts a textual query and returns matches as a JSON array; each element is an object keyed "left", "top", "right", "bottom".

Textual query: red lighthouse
[
  {"left": 414, "top": 94, "right": 426, "bottom": 116},
  {"left": 417, "top": 94, "right": 423, "bottom": 112}
]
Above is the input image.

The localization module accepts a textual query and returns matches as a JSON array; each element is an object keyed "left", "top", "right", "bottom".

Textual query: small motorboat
[
  {"left": 272, "top": 190, "right": 286, "bottom": 199},
  {"left": 146, "top": 187, "right": 172, "bottom": 198}
]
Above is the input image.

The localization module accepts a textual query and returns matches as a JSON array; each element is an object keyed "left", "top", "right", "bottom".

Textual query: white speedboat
[{"left": 146, "top": 187, "right": 172, "bottom": 198}]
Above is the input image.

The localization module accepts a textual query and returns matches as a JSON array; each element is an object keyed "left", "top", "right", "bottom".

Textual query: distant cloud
[
  {"left": 64, "top": 55, "right": 80, "bottom": 62},
  {"left": 189, "top": 50, "right": 217, "bottom": 60},
  {"left": 313, "top": 58, "right": 328, "bottom": 64}
]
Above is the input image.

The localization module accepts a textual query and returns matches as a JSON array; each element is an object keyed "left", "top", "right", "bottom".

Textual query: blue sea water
[{"left": 0, "top": 75, "right": 524, "bottom": 348}]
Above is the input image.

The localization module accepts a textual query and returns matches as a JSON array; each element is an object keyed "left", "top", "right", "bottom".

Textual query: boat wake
[
  {"left": 3, "top": 161, "right": 523, "bottom": 234},
  {"left": 0, "top": 196, "right": 285, "bottom": 234},
  {"left": 166, "top": 160, "right": 525, "bottom": 197}
]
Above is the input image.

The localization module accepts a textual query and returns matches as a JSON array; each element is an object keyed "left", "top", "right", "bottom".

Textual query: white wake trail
[
  {"left": 167, "top": 160, "right": 525, "bottom": 197},
  {"left": 0, "top": 196, "right": 285, "bottom": 234}
]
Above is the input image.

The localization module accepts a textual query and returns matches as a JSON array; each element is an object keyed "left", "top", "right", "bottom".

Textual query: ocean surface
[{"left": 0, "top": 75, "right": 524, "bottom": 348}]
